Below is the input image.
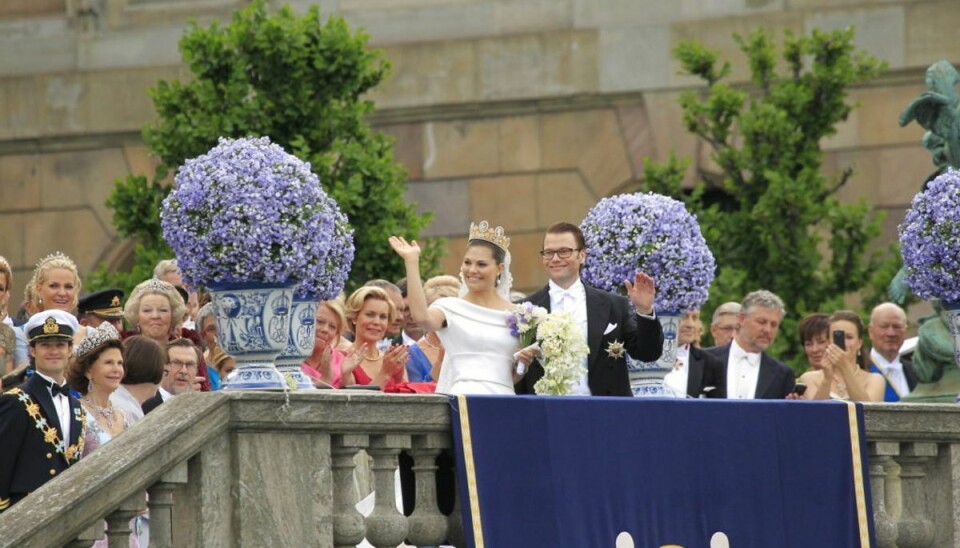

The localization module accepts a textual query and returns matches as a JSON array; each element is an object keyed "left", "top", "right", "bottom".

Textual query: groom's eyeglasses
[{"left": 539, "top": 248, "right": 580, "bottom": 259}]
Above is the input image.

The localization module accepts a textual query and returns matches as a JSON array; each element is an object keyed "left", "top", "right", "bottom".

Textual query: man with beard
[{"left": 705, "top": 290, "right": 795, "bottom": 399}]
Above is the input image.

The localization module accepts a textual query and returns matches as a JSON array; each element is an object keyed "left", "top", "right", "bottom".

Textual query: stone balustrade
[{"left": 0, "top": 394, "right": 958, "bottom": 547}]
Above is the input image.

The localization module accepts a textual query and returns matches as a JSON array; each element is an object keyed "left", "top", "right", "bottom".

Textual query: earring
[{"left": 495, "top": 273, "right": 502, "bottom": 287}]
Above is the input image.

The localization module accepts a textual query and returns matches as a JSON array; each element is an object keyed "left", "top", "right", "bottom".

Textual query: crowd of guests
[
  {"left": 0, "top": 218, "right": 920, "bottom": 527},
  {"left": 662, "top": 296, "right": 915, "bottom": 403}
]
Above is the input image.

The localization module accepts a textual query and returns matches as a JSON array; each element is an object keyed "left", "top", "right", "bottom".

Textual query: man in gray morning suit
[{"left": 705, "top": 290, "right": 795, "bottom": 400}]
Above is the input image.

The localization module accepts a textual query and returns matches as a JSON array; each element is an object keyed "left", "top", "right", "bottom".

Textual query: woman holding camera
[{"left": 798, "top": 310, "right": 885, "bottom": 401}]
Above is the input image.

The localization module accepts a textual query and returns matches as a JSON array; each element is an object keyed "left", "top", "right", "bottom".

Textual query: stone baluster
[
  {"left": 447, "top": 480, "right": 464, "bottom": 548},
  {"left": 364, "top": 434, "right": 411, "bottom": 548},
  {"left": 868, "top": 441, "right": 899, "bottom": 547},
  {"left": 147, "top": 460, "right": 190, "bottom": 548},
  {"left": 106, "top": 492, "right": 146, "bottom": 548},
  {"left": 65, "top": 521, "right": 104, "bottom": 547},
  {"left": 407, "top": 433, "right": 449, "bottom": 546},
  {"left": 332, "top": 434, "right": 369, "bottom": 548},
  {"left": 894, "top": 442, "right": 937, "bottom": 548}
]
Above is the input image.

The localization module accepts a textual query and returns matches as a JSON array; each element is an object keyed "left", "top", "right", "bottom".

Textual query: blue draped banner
[{"left": 451, "top": 396, "right": 873, "bottom": 548}]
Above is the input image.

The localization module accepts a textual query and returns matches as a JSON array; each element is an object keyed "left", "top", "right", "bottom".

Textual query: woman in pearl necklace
[
  {"left": 67, "top": 323, "right": 142, "bottom": 547},
  {"left": 67, "top": 323, "right": 130, "bottom": 454}
]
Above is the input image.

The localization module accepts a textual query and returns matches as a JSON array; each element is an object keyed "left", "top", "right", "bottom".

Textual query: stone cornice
[
  {"left": 369, "top": 66, "right": 929, "bottom": 125},
  {"left": 0, "top": 65, "right": 929, "bottom": 154},
  {"left": 0, "top": 131, "right": 143, "bottom": 155}
]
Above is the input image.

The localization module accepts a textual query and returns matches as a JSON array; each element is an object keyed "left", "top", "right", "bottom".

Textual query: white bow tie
[{"left": 550, "top": 287, "right": 578, "bottom": 301}]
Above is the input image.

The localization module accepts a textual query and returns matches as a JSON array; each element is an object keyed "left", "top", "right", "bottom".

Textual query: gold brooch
[{"left": 606, "top": 340, "right": 625, "bottom": 359}]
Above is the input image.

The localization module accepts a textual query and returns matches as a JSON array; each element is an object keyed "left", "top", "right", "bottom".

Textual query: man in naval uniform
[{"left": 0, "top": 309, "right": 86, "bottom": 512}]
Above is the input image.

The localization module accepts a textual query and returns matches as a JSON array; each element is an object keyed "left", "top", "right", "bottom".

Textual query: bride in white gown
[{"left": 389, "top": 221, "right": 530, "bottom": 395}]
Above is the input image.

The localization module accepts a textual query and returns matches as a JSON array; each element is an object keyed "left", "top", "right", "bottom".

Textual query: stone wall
[{"left": 0, "top": 0, "right": 955, "bottom": 299}]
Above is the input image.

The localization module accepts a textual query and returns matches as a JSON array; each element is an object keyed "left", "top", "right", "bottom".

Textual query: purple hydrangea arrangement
[
  {"left": 161, "top": 136, "right": 337, "bottom": 288},
  {"left": 580, "top": 192, "right": 716, "bottom": 313},
  {"left": 294, "top": 194, "right": 355, "bottom": 300},
  {"left": 899, "top": 169, "right": 960, "bottom": 303}
]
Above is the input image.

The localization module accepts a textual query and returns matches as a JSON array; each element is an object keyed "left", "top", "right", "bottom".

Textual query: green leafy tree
[
  {"left": 643, "top": 28, "right": 896, "bottom": 370},
  {"left": 90, "top": 0, "right": 440, "bottom": 295}
]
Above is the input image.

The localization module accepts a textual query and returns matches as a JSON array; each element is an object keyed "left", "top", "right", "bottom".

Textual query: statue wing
[{"left": 899, "top": 92, "right": 953, "bottom": 132}]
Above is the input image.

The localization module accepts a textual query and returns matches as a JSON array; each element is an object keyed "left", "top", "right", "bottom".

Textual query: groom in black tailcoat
[{"left": 515, "top": 222, "right": 664, "bottom": 397}]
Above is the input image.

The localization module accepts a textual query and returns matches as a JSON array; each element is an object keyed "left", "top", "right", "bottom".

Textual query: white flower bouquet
[{"left": 509, "top": 304, "right": 589, "bottom": 396}]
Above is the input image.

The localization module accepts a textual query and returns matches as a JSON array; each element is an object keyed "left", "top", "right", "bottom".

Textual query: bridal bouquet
[
  {"left": 508, "top": 304, "right": 589, "bottom": 396},
  {"left": 507, "top": 302, "right": 548, "bottom": 348},
  {"left": 580, "top": 192, "right": 715, "bottom": 313},
  {"left": 899, "top": 168, "right": 960, "bottom": 303}
]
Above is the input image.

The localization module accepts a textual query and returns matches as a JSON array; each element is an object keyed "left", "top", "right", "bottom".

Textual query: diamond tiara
[
  {"left": 468, "top": 220, "right": 510, "bottom": 251},
  {"left": 34, "top": 251, "right": 73, "bottom": 270},
  {"left": 142, "top": 278, "right": 175, "bottom": 293},
  {"left": 75, "top": 323, "right": 121, "bottom": 361}
]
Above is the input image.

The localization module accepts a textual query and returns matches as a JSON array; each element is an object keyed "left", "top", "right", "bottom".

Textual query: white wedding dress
[{"left": 431, "top": 297, "right": 518, "bottom": 395}]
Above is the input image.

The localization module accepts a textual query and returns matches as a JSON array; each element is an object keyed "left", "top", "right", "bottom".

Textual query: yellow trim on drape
[
  {"left": 845, "top": 401, "right": 871, "bottom": 548},
  {"left": 457, "top": 395, "right": 485, "bottom": 548}
]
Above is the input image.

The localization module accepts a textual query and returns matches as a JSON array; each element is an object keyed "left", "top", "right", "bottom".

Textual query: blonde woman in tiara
[
  {"left": 29, "top": 252, "right": 87, "bottom": 345},
  {"left": 390, "top": 221, "right": 527, "bottom": 395}
]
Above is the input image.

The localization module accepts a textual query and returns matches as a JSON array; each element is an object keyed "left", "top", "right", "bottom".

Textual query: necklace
[
  {"left": 362, "top": 349, "right": 383, "bottom": 362},
  {"left": 832, "top": 375, "right": 849, "bottom": 398},
  {"left": 83, "top": 397, "right": 116, "bottom": 429}
]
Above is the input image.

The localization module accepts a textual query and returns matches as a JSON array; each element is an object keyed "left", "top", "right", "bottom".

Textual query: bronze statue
[
  {"left": 895, "top": 60, "right": 960, "bottom": 402},
  {"left": 900, "top": 60, "right": 960, "bottom": 173}
]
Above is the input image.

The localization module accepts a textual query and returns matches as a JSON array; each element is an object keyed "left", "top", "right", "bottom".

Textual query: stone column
[
  {"left": 65, "top": 521, "right": 104, "bottom": 548},
  {"left": 106, "top": 492, "right": 145, "bottom": 548},
  {"left": 147, "top": 460, "right": 189, "bottom": 548},
  {"left": 868, "top": 441, "right": 899, "bottom": 547},
  {"left": 364, "top": 434, "right": 411, "bottom": 548},
  {"left": 895, "top": 442, "right": 937, "bottom": 548},
  {"left": 407, "top": 433, "right": 449, "bottom": 546},
  {"left": 332, "top": 434, "right": 368, "bottom": 548},
  {"left": 447, "top": 482, "right": 464, "bottom": 547}
]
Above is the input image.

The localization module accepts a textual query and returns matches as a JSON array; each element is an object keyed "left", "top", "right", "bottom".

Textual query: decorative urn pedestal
[
  {"left": 274, "top": 293, "right": 320, "bottom": 390},
  {"left": 210, "top": 282, "right": 294, "bottom": 390},
  {"left": 628, "top": 312, "right": 682, "bottom": 397}
]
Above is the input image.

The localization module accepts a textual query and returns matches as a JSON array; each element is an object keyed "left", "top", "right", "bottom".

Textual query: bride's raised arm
[{"left": 388, "top": 236, "right": 447, "bottom": 332}]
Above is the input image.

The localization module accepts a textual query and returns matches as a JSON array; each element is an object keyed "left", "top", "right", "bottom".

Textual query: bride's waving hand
[{"left": 389, "top": 236, "right": 447, "bottom": 332}]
